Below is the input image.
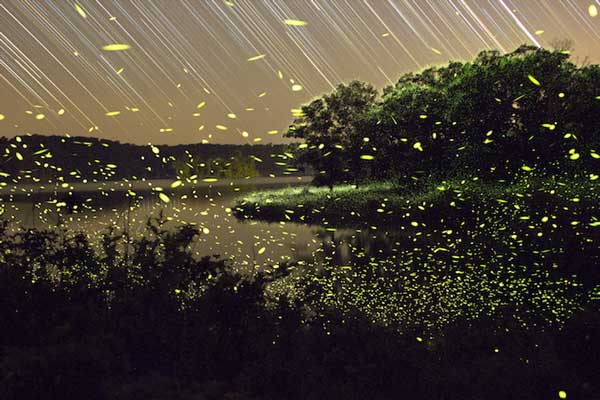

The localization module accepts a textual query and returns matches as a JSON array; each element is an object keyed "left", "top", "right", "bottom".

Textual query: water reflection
[{"left": 0, "top": 178, "right": 320, "bottom": 270}]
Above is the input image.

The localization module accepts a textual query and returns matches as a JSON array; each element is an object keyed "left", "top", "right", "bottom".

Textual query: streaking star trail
[{"left": 0, "top": 0, "right": 599, "bottom": 145}]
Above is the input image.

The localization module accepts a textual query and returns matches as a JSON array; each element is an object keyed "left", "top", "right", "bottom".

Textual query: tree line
[
  {"left": 0, "top": 135, "right": 294, "bottom": 184},
  {"left": 287, "top": 45, "right": 600, "bottom": 188}
]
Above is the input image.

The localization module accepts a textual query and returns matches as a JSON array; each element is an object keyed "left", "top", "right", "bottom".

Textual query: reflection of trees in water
[
  {"left": 45, "top": 192, "right": 135, "bottom": 227},
  {"left": 283, "top": 225, "right": 400, "bottom": 268},
  {"left": 309, "top": 226, "right": 397, "bottom": 265}
]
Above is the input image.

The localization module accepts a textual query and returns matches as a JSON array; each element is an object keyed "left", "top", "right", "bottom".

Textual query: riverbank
[{"left": 234, "top": 175, "right": 600, "bottom": 229}]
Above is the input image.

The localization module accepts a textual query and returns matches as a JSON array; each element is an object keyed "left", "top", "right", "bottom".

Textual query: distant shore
[{"left": 0, "top": 175, "right": 312, "bottom": 200}]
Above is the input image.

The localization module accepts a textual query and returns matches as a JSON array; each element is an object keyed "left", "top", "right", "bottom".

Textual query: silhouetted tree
[
  {"left": 289, "top": 46, "right": 600, "bottom": 186},
  {"left": 286, "top": 81, "right": 377, "bottom": 188}
]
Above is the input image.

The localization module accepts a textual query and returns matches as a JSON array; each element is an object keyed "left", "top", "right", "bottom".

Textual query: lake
[{"left": 0, "top": 176, "right": 365, "bottom": 271}]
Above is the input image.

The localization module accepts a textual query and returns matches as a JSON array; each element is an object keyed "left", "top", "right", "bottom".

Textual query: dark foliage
[
  {"left": 286, "top": 46, "right": 600, "bottom": 187},
  {"left": 0, "top": 218, "right": 598, "bottom": 399},
  {"left": 0, "top": 134, "right": 295, "bottom": 184}
]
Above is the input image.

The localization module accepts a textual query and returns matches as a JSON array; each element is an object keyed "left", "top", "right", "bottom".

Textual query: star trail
[{"left": 0, "top": 0, "right": 599, "bottom": 145}]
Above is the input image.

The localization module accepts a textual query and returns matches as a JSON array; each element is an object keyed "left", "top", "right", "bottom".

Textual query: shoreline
[{"left": 0, "top": 175, "right": 313, "bottom": 199}]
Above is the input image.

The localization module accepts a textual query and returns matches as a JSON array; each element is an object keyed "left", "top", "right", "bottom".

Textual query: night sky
[{"left": 1, "top": 0, "right": 599, "bottom": 145}]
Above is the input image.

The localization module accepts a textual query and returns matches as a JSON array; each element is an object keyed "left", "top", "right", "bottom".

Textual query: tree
[
  {"left": 223, "top": 152, "right": 259, "bottom": 178},
  {"left": 286, "top": 81, "right": 377, "bottom": 188},
  {"left": 288, "top": 46, "right": 600, "bottom": 187},
  {"left": 378, "top": 45, "right": 598, "bottom": 181}
]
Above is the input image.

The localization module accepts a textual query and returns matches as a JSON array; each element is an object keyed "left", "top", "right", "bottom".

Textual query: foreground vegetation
[
  {"left": 230, "top": 167, "right": 600, "bottom": 398},
  {"left": 1, "top": 214, "right": 599, "bottom": 399}
]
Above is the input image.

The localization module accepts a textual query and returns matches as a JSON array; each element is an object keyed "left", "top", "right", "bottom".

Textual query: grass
[{"left": 234, "top": 174, "right": 600, "bottom": 229}]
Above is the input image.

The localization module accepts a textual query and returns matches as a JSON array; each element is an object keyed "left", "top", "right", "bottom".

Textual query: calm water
[{"left": 0, "top": 177, "right": 362, "bottom": 270}]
